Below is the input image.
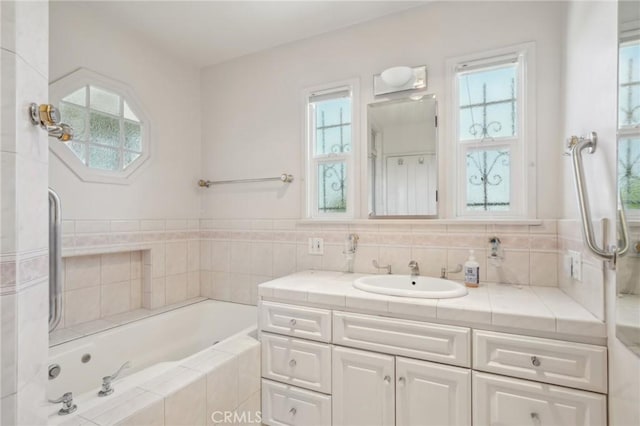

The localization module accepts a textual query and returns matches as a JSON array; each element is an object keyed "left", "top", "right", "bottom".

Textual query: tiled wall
[
  {"left": 556, "top": 219, "right": 606, "bottom": 320},
  {"left": 61, "top": 252, "right": 143, "bottom": 328},
  {"left": 60, "top": 219, "right": 201, "bottom": 331},
  {"left": 0, "top": 1, "right": 50, "bottom": 423},
  {"left": 199, "top": 219, "right": 560, "bottom": 305}
]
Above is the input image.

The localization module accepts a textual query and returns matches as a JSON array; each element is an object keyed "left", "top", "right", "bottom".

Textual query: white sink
[{"left": 353, "top": 275, "right": 468, "bottom": 299}]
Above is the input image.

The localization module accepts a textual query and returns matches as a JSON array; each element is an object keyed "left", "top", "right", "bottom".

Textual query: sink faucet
[
  {"left": 372, "top": 259, "right": 392, "bottom": 274},
  {"left": 440, "top": 264, "right": 463, "bottom": 279},
  {"left": 98, "top": 361, "right": 131, "bottom": 397},
  {"left": 408, "top": 260, "right": 420, "bottom": 277},
  {"left": 49, "top": 392, "right": 77, "bottom": 415}
]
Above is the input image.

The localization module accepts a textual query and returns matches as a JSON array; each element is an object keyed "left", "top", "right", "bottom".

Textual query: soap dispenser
[{"left": 464, "top": 250, "right": 480, "bottom": 288}]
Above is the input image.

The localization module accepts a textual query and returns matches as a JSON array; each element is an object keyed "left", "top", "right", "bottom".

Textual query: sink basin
[{"left": 353, "top": 275, "right": 468, "bottom": 299}]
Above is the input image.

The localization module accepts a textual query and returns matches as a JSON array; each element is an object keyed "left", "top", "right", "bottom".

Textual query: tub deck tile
[
  {"left": 181, "top": 347, "right": 235, "bottom": 373},
  {"left": 139, "top": 366, "right": 204, "bottom": 398}
]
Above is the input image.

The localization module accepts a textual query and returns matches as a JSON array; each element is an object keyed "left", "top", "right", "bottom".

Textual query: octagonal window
[{"left": 50, "top": 69, "right": 150, "bottom": 184}]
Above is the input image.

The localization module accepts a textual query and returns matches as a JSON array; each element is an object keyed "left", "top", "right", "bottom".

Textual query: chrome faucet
[
  {"left": 440, "top": 264, "right": 463, "bottom": 279},
  {"left": 98, "top": 361, "right": 131, "bottom": 397},
  {"left": 408, "top": 260, "right": 420, "bottom": 277},
  {"left": 49, "top": 392, "right": 77, "bottom": 415},
  {"left": 372, "top": 259, "right": 392, "bottom": 274}
]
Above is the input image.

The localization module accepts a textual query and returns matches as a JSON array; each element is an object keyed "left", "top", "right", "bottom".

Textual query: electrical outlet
[
  {"left": 568, "top": 250, "right": 582, "bottom": 281},
  {"left": 308, "top": 237, "right": 324, "bottom": 255},
  {"left": 563, "top": 254, "right": 573, "bottom": 278}
]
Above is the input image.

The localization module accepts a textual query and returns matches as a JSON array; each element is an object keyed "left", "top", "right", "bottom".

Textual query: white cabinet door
[
  {"left": 332, "top": 346, "right": 395, "bottom": 426},
  {"left": 473, "top": 372, "right": 607, "bottom": 426},
  {"left": 396, "top": 357, "right": 471, "bottom": 426}
]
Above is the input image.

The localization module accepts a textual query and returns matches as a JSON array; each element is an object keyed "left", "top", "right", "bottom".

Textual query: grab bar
[
  {"left": 569, "top": 131, "right": 629, "bottom": 268},
  {"left": 49, "top": 188, "right": 62, "bottom": 332},
  {"left": 197, "top": 173, "right": 293, "bottom": 188}
]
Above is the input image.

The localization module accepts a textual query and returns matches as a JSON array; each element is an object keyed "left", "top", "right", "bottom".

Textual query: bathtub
[{"left": 48, "top": 300, "right": 259, "bottom": 425}]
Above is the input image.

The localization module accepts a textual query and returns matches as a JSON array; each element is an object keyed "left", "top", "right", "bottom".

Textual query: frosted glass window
[
  {"left": 90, "top": 86, "right": 120, "bottom": 115},
  {"left": 62, "top": 87, "right": 87, "bottom": 107},
  {"left": 58, "top": 84, "right": 144, "bottom": 173}
]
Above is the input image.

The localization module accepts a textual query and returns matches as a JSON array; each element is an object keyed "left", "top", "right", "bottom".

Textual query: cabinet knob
[
  {"left": 398, "top": 377, "right": 406, "bottom": 386},
  {"left": 384, "top": 375, "right": 391, "bottom": 384},
  {"left": 289, "top": 319, "right": 297, "bottom": 327},
  {"left": 289, "top": 359, "right": 297, "bottom": 367},
  {"left": 531, "top": 356, "right": 541, "bottom": 367},
  {"left": 530, "top": 412, "right": 540, "bottom": 424},
  {"left": 289, "top": 407, "right": 297, "bottom": 416}
]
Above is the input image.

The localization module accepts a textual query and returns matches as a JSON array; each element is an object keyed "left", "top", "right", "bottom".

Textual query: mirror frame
[{"left": 367, "top": 94, "right": 439, "bottom": 219}]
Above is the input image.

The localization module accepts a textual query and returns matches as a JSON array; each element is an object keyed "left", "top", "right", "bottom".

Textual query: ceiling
[{"left": 68, "top": 1, "right": 427, "bottom": 68}]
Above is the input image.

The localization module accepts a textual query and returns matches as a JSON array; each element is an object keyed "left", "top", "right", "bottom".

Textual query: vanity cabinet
[
  {"left": 259, "top": 301, "right": 607, "bottom": 426},
  {"left": 473, "top": 372, "right": 607, "bottom": 426},
  {"left": 332, "top": 346, "right": 395, "bottom": 426},
  {"left": 332, "top": 346, "right": 471, "bottom": 426}
]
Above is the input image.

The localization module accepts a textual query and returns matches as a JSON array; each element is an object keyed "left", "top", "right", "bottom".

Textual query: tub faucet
[
  {"left": 408, "top": 261, "right": 420, "bottom": 277},
  {"left": 49, "top": 392, "right": 77, "bottom": 415},
  {"left": 99, "top": 361, "right": 131, "bottom": 397}
]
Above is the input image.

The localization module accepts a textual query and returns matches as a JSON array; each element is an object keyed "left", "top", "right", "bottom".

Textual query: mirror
[
  {"left": 616, "top": 1, "right": 640, "bottom": 356},
  {"left": 367, "top": 95, "right": 438, "bottom": 217}
]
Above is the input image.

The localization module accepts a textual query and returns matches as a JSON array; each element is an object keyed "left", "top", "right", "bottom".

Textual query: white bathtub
[{"left": 48, "top": 300, "right": 258, "bottom": 413}]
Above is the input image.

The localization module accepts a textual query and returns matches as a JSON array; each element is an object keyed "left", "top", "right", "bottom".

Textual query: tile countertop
[{"left": 258, "top": 271, "right": 607, "bottom": 344}]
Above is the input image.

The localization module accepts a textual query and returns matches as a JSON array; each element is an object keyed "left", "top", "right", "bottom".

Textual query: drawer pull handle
[
  {"left": 531, "top": 356, "right": 541, "bottom": 367},
  {"left": 289, "top": 359, "right": 297, "bottom": 367},
  {"left": 384, "top": 375, "right": 391, "bottom": 384},
  {"left": 289, "top": 319, "right": 297, "bottom": 327},
  {"left": 289, "top": 407, "right": 297, "bottom": 416},
  {"left": 530, "top": 412, "right": 540, "bottom": 424},
  {"left": 398, "top": 377, "right": 406, "bottom": 386}
]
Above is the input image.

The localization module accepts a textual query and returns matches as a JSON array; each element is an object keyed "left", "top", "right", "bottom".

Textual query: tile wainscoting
[
  {"left": 198, "top": 219, "right": 561, "bottom": 306},
  {"left": 59, "top": 218, "right": 613, "bottom": 330}
]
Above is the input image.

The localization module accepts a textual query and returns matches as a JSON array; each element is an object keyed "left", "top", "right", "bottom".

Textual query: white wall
[
  {"left": 49, "top": 3, "right": 202, "bottom": 220},
  {"left": 560, "top": 2, "right": 640, "bottom": 425},
  {"left": 200, "top": 1, "right": 566, "bottom": 220}
]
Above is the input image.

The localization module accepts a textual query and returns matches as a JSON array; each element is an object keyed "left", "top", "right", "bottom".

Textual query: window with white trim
[
  {"left": 618, "top": 35, "right": 640, "bottom": 213},
  {"left": 305, "top": 83, "right": 356, "bottom": 218},
  {"left": 50, "top": 68, "right": 150, "bottom": 184},
  {"left": 451, "top": 45, "right": 533, "bottom": 218}
]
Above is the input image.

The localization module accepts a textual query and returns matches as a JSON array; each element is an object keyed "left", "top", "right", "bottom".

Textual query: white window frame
[
  {"left": 446, "top": 42, "right": 536, "bottom": 219},
  {"left": 49, "top": 68, "right": 151, "bottom": 185},
  {"left": 303, "top": 79, "right": 359, "bottom": 219},
  {"left": 618, "top": 26, "right": 640, "bottom": 217}
]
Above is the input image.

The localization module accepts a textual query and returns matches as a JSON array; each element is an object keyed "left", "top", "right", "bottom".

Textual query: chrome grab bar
[
  {"left": 197, "top": 173, "right": 294, "bottom": 188},
  {"left": 49, "top": 188, "right": 62, "bottom": 332},
  {"left": 569, "top": 132, "right": 628, "bottom": 268}
]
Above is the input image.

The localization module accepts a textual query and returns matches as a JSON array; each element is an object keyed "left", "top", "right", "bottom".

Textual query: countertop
[{"left": 258, "top": 271, "right": 607, "bottom": 343}]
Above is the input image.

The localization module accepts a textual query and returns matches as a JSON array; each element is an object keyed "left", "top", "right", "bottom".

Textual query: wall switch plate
[
  {"left": 563, "top": 254, "right": 573, "bottom": 278},
  {"left": 568, "top": 250, "right": 582, "bottom": 281},
  {"left": 308, "top": 237, "right": 324, "bottom": 255}
]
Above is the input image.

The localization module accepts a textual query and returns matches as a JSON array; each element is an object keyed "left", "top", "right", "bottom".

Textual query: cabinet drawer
[
  {"left": 473, "top": 372, "right": 606, "bottom": 426},
  {"left": 333, "top": 311, "right": 470, "bottom": 367},
  {"left": 473, "top": 330, "right": 607, "bottom": 393},
  {"left": 262, "top": 379, "right": 331, "bottom": 426},
  {"left": 262, "top": 332, "right": 331, "bottom": 393},
  {"left": 260, "top": 301, "right": 332, "bottom": 342}
]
